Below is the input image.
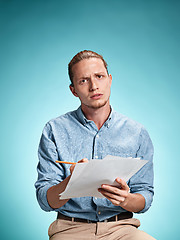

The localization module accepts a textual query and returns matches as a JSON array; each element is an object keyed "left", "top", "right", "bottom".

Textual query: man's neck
[{"left": 81, "top": 102, "right": 111, "bottom": 130}]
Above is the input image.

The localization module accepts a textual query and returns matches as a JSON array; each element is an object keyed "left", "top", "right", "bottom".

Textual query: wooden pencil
[{"left": 55, "top": 161, "right": 76, "bottom": 164}]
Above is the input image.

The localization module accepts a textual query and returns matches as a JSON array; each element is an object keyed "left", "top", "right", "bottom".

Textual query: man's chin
[{"left": 86, "top": 100, "right": 109, "bottom": 110}]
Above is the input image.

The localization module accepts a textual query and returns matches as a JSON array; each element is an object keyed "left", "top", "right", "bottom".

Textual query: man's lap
[{"left": 48, "top": 218, "right": 156, "bottom": 240}]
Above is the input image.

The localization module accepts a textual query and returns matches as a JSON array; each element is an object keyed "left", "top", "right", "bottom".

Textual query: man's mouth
[{"left": 90, "top": 94, "right": 103, "bottom": 100}]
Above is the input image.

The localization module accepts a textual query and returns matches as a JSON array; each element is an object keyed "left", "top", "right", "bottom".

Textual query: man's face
[{"left": 70, "top": 58, "right": 112, "bottom": 110}]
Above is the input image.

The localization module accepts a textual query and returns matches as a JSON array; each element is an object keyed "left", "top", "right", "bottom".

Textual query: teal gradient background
[{"left": 1, "top": 0, "right": 179, "bottom": 239}]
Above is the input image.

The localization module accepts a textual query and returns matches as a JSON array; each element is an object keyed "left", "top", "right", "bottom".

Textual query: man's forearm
[
  {"left": 47, "top": 175, "right": 71, "bottom": 209},
  {"left": 47, "top": 158, "right": 88, "bottom": 209},
  {"left": 98, "top": 178, "right": 146, "bottom": 213},
  {"left": 120, "top": 193, "right": 145, "bottom": 213}
]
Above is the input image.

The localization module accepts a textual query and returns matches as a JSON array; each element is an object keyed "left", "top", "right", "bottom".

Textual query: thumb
[
  {"left": 78, "top": 158, "right": 89, "bottom": 163},
  {"left": 70, "top": 164, "right": 75, "bottom": 175},
  {"left": 115, "top": 178, "right": 130, "bottom": 191}
]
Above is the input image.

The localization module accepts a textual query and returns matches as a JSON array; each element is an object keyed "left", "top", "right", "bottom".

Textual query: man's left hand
[{"left": 98, "top": 178, "right": 130, "bottom": 206}]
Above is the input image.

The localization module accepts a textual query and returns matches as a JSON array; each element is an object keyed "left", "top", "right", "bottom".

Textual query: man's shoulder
[
  {"left": 44, "top": 109, "right": 78, "bottom": 131},
  {"left": 113, "top": 110, "right": 143, "bottom": 127},
  {"left": 112, "top": 110, "right": 147, "bottom": 135},
  {"left": 49, "top": 109, "right": 77, "bottom": 124}
]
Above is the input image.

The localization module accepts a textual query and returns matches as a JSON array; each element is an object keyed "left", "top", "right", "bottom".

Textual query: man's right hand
[
  {"left": 70, "top": 158, "right": 88, "bottom": 175},
  {"left": 47, "top": 158, "right": 89, "bottom": 209}
]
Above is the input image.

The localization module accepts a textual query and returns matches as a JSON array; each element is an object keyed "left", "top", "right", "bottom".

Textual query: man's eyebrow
[
  {"left": 95, "top": 72, "right": 106, "bottom": 75},
  {"left": 79, "top": 76, "right": 89, "bottom": 80},
  {"left": 78, "top": 72, "right": 107, "bottom": 80}
]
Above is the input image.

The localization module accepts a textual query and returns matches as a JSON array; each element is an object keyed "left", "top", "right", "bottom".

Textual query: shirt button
[
  {"left": 98, "top": 211, "right": 101, "bottom": 215},
  {"left": 94, "top": 197, "right": 97, "bottom": 200},
  {"left": 95, "top": 156, "right": 98, "bottom": 159},
  {"left": 96, "top": 134, "right": 99, "bottom": 138}
]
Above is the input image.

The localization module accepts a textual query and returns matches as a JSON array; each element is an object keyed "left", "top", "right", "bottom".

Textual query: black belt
[{"left": 57, "top": 212, "right": 133, "bottom": 223}]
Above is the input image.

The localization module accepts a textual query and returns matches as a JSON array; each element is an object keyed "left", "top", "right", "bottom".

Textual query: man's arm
[
  {"left": 99, "top": 126, "right": 154, "bottom": 213},
  {"left": 35, "top": 122, "right": 89, "bottom": 211},
  {"left": 47, "top": 159, "right": 88, "bottom": 209},
  {"left": 47, "top": 175, "right": 71, "bottom": 209}
]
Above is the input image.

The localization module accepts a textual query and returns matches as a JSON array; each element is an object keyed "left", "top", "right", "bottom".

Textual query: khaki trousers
[{"left": 48, "top": 218, "right": 156, "bottom": 240}]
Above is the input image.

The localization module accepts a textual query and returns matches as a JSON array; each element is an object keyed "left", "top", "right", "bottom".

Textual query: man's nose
[{"left": 89, "top": 78, "right": 98, "bottom": 91}]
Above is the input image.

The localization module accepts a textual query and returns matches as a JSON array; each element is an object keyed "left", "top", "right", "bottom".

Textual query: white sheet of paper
[{"left": 60, "top": 155, "right": 148, "bottom": 199}]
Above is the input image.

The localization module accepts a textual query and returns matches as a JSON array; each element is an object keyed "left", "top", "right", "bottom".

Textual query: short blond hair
[{"left": 68, "top": 50, "right": 108, "bottom": 86}]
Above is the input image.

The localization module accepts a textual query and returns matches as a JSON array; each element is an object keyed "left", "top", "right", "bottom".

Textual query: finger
[
  {"left": 78, "top": 158, "right": 88, "bottom": 163},
  {"left": 99, "top": 188, "right": 125, "bottom": 201},
  {"left": 115, "top": 178, "right": 130, "bottom": 191},
  {"left": 70, "top": 158, "right": 88, "bottom": 175},
  {"left": 100, "top": 184, "right": 124, "bottom": 196},
  {"left": 103, "top": 195, "right": 124, "bottom": 206},
  {"left": 98, "top": 189, "right": 125, "bottom": 205},
  {"left": 70, "top": 164, "right": 75, "bottom": 174}
]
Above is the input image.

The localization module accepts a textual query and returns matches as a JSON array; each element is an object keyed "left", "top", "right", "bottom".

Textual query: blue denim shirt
[{"left": 35, "top": 106, "right": 154, "bottom": 221}]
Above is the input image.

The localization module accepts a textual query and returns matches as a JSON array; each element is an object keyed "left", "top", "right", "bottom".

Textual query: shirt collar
[{"left": 76, "top": 106, "right": 114, "bottom": 128}]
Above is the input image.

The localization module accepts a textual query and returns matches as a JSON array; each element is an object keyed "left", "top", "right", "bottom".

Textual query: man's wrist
[{"left": 120, "top": 193, "right": 145, "bottom": 213}]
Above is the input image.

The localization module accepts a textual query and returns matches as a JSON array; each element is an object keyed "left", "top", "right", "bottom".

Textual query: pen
[{"left": 55, "top": 161, "right": 76, "bottom": 164}]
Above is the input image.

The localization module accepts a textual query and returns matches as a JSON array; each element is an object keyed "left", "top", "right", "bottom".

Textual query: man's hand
[
  {"left": 47, "top": 158, "right": 88, "bottom": 209},
  {"left": 98, "top": 177, "right": 145, "bottom": 213},
  {"left": 70, "top": 158, "right": 88, "bottom": 175},
  {"left": 98, "top": 178, "right": 130, "bottom": 206}
]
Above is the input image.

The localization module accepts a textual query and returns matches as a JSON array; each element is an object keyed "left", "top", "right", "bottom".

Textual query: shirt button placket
[{"left": 93, "top": 133, "right": 100, "bottom": 160}]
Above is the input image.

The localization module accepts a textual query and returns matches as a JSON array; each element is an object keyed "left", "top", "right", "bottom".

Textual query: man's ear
[
  {"left": 69, "top": 85, "right": 78, "bottom": 97},
  {"left": 109, "top": 74, "right": 112, "bottom": 86}
]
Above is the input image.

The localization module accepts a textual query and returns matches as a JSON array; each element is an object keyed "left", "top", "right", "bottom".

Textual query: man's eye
[
  {"left": 80, "top": 79, "right": 87, "bottom": 84},
  {"left": 97, "top": 75, "right": 103, "bottom": 79}
]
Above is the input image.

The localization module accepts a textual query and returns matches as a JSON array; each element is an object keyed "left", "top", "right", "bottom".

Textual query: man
[{"left": 35, "top": 50, "right": 155, "bottom": 239}]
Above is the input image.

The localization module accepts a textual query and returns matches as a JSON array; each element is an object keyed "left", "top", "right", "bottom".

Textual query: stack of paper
[{"left": 59, "top": 155, "right": 148, "bottom": 199}]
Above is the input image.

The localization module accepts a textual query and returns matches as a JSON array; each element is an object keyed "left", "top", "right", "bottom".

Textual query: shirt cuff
[
  {"left": 134, "top": 191, "right": 153, "bottom": 213},
  {"left": 37, "top": 184, "right": 55, "bottom": 212}
]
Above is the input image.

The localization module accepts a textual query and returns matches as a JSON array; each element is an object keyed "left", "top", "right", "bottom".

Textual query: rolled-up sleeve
[
  {"left": 35, "top": 123, "right": 65, "bottom": 212},
  {"left": 129, "top": 126, "right": 154, "bottom": 213}
]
